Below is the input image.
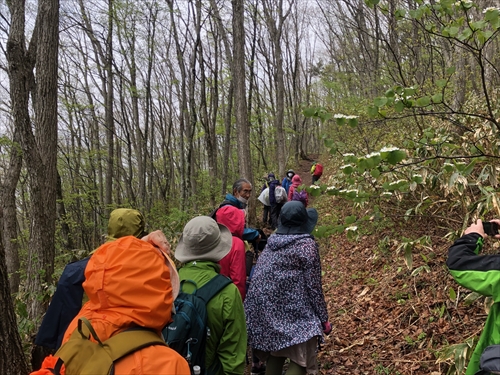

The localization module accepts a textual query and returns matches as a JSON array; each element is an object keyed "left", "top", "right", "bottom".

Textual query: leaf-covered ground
[{"left": 251, "top": 158, "right": 485, "bottom": 375}]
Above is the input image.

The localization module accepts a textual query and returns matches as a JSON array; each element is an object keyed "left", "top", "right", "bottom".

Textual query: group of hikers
[
  {"left": 27, "top": 156, "right": 500, "bottom": 375},
  {"left": 31, "top": 173, "right": 330, "bottom": 375},
  {"left": 258, "top": 162, "right": 323, "bottom": 230}
]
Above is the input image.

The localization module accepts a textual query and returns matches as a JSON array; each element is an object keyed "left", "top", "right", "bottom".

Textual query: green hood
[{"left": 106, "top": 208, "right": 146, "bottom": 241}]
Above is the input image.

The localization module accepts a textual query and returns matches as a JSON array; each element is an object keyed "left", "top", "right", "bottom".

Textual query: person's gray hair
[{"left": 233, "top": 178, "right": 251, "bottom": 194}]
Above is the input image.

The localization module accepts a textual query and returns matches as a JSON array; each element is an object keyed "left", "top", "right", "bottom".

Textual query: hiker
[
  {"left": 245, "top": 201, "right": 331, "bottom": 375},
  {"left": 282, "top": 169, "right": 295, "bottom": 194},
  {"left": 215, "top": 178, "right": 260, "bottom": 243},
  {"left": 311, "top": 161, "right": 323, "bottom": 184},
  {"left": 268, "top": 178, "right": 285, "bottom": 230},
  {"left": 215, "top": 205, "right": 265, "bottom": 373},
  {"left": 259, "top": 173, "right": 275, "bottom": 227},
  {"left": 34, "top": 208, "right": 178, "bottom": 353},
  {"left": 174, "top": 216, "right": 247, "bottom": 375},
  {"left": 288, "top": 174, "right": 308, "bottom": 207},
  {"left": 216, "top": 205, "right": 247, "bottom": 300},
  {"left": 447, "top": 218, "right": 500, "bottom": 375},
  {"left": 35, "top": 235, "right": 190, "bottom": 375}
]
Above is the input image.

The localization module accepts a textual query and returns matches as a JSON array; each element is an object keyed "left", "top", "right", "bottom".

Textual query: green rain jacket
[
  {"left": 447, "top": 232, "right": 500, "bottom": 374},
  {"left": 178, "top": 261, "right": 247, "bottom": 375}
]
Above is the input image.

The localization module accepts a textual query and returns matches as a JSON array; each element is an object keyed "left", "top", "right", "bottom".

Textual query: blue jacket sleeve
[
  {"left": 243, "top": 228, "right": 260, "bottom": 241},
  {"left": 35, "top": 257, "right": 89, "bottom": 349}
]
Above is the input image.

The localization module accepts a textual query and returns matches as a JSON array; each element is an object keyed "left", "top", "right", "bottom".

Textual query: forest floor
[{"left": 249, "top": 156, "right": 484, "bottom": 375}]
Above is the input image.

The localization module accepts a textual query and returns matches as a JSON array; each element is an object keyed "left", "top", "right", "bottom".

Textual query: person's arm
[
  {"left": 302, "top": 239, "right": 328, "bottom": 323},
  {"left": 229, "top": 239, "right": 247, "bottom": 301},
  {"left": 217, "top": 287, "right": 247, "bottom": 375},
  {"left": 447, "top": 219, "right": 500, "bottom": 298},
  {"left": 242, "top": 227, "right": 260, "bottom": 242}
]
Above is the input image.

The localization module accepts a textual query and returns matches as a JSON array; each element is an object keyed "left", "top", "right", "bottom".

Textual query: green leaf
[
  {"left": 403, "top": 245, "right": 413, "bottom": 270},
  {"left": 385, "top": 88, "right": 395, "bottom": 97},
  {"left": 395, "top": 8, "right": 406, "bottom": 20},
  {"left": 336, "top": 117, "right": 346, "bottom": 125},
  {"left": 371, "top": 168, "right": 381, "bottom": 178},
  {"left": 449, "top": 287, "right": 456, "bottom": 301},
  {"left": 345, "top": 215, "right": 357, "bottom": 225},
  {"left": 462, "top": 160, "right": 476, "bottom": 176},
  {"left": 348, "top": 118, "right": 359, "bottom": 127},
  {"left": 458, "top": 28, "right": 473, "bottom": 41},
  {"left": 484, "top": 8, "right": 500, "bottom": 22},
  {"left": 404, "top": 99, "right": 413, "bottom": 108},
  {"left": 329, "top": 146, "right": 338, "bottom": 154},
  {"left": 303, "top": 107, "right": 316, "bottom": 117},
  {"left": 416, "top": 96, "right": 431, "bottom": 107},
  {"left": 409, "top": 8, "right": 423, "bottom": 20},
  {"left": 403, "top": 87, "right": 416, "bottom": 97},
  {"left": 436, "top": 79, "right": 447, "bottom": 88},
  {"left": 432, "top": 93, "right": 443, "bottom": 103},
  {"left": 470, "top": 20, "right": 486, "bottom": 31},
  {"left": 446, "top": 66, "right": 456, "bottom": 75},
  {"left": 395, "top": 100, "right": 405, "bottom": 113},
  {"left": 412, "top": 175, "right": 423, "bottom": 183},
  {"left": 367, "top": 105, "right": 379, "bottom": 118},
  {"left": 384, "top": 150, "right": 407, "bottom": 165},
  {"left": 374, "top": 97, "right": 388, "bottom": 107},
  {"left": 448, "top": 26, "right": 459, "bottom": 37},
  {"left": 342, "top": 165, "right": 354, "bottom": 175},
  {"left": 318, "top": 111, "right": 332, "bottom": 122}
]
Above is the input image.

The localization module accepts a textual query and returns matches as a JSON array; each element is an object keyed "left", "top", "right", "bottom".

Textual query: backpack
[
  {"left": 477, "top": 344, "right": 500, "bottom": 374},
  {"left": 292, "top": 189, "right": 308, "bottom": 205},
  {"left": 31, "top": 317, "right": 165, "bottom": 375},
  {"left": 258, "top": 187, "right": 270, "bottom": 206},
  {"left": 162, "top": 274, "right": 232, "bottom": 374},
  {"left": 274, "top": 186, "right": 287, "bottom": 204},
  {"left": 314, "top": 163, "right": 323, "bottom": 176}
]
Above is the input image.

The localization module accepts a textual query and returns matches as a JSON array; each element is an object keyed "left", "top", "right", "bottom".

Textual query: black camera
[{"left": 483, "top": 222, "right": 499, "bottom": 236}]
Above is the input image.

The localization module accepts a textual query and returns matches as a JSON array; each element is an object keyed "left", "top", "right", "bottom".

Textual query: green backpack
[{"left": 43, "top": 317, "right": 165, "bottom": 375}]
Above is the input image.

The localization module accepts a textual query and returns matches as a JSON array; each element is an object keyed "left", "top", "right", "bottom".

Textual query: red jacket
[{"left": 216, "top": 205, "right": 247, "bottom": 300}]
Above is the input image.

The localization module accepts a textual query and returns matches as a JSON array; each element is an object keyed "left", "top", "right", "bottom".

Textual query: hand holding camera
[{"left": 465, "top": 219, "right": 500, "bottom": 238}]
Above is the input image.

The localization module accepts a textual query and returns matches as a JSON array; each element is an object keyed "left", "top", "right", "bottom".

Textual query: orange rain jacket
[{"left": 61, "top": 236, "right": 190, "bottom": 375}]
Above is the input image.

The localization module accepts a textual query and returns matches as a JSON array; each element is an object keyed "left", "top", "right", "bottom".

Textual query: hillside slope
[{"left": 291, "top": 156, "right": 483, "bottom": 374}]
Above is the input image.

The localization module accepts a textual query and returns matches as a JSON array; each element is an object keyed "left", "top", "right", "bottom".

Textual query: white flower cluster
[
  {"left": 333, "top": 114, "right": 359, "bottom": 119},
  {"left": 340, "top": 164, "right": 354, "bottom": 169},
  {"left": 365, "top": 152, "right": 381, "bottom": 158},
  {"left": 310, "top": 185, "right": 321, "bottom": 189},
  {"left": 343, "top": 153, "right": 355, "bottom": 157},
  {"left": 483, "top": 7, "right": 500, "bottom": 13},
  {"left": 389, "top": 180, "right": 407, "bottom": 186},
  {"left": 454, "top": 0, "right": 473, "bottom": 5},
  {"left": 380, "top": 146, "right": 400, "bottom": 152},
  {"left": 345, "top": 226, "right": 358, "bottom": 232},
  {"left": 326, "top": 186, "right": 336, "bottom": 191},
  {"left": 381, "top": 192, "right": 393, "bottom": 197}
]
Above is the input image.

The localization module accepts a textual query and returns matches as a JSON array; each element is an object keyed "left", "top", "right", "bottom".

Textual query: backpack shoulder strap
[
  {"left": 195, "top": 274, "right": 232, "bottom": 304},
  {"left": 79, "top": 317, "right": 166, "bottom": 365},
  {"left": 103, "top": 327, "right": 166, "bottom": 363}
]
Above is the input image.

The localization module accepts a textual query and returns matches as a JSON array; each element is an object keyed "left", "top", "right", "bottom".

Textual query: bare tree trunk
[
  {"left": 105, "top": 0, "right": 114, "bottom": 213},
  {"left": 262, "top": 0, "right": 291, "bottom": 178},
  {"left": 232, "top": 0, "right": 253, "bottom": 182},
  {"left": 6, "top": 0, "right": 59, "bottom": 345},
  {"left": 1, "top": 128, "right": 22, "bottom": 295}
]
